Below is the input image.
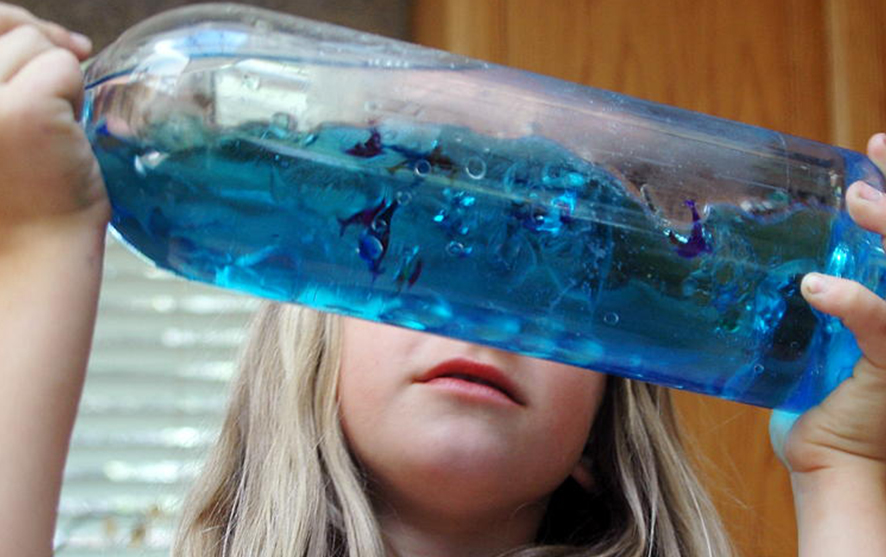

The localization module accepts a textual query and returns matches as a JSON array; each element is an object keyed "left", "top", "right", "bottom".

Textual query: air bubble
[
  {"left": 414, "top": 159, "right": 432, "bottom": 176},
  {"left": 396, "top": 191, "right": 413, "bottom": 205},
  {"left": 465, "top": 157, "right": 487, "bottom": 180},
  {"left": 503, "top": 163, "right": 527, "bottom": 191},
  {"left": 603, "top": 312, "right": 620, "bottom": 325},
  {"left": 753, "top": 364, "right": 765, "bottom": 374},
  {"left": 446, "top": 241, "right": 466, "bottom": 256}
]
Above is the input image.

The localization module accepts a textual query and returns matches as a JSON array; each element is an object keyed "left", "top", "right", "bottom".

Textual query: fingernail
[
  {"left": 803, "top": 273, "right": 829, "bottom": 295},
  {"left": 857, "top": 181, "right": 884, "bottom": 202},
  {"left": 71, "top": 32, "right": 92, "bottom": 51}
]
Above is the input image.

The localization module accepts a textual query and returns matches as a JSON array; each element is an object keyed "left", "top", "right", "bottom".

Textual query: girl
[{"left": 1, "top": 5, "right": 885, "bottom": 556}]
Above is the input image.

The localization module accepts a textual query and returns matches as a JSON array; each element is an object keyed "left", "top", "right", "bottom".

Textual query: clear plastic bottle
[{"left": 81, "top": 3, "right": 886, "bottom": 410}]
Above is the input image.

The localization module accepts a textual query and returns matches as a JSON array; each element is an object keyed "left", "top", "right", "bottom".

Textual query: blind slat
[{"left": 59, "top": 234, "right": 254, "bottom": 553}]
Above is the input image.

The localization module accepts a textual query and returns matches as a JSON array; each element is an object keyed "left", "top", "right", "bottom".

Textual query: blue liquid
[{"left": 83, "top": 73, "right": 886, "bottom": 412}]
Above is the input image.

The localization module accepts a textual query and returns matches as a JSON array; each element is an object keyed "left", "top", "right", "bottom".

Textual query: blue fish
[
  {"left": 340, "top": 198, "right": 400, "bottom": 278},
  {"left": 358, "top": 231, "right": 385, "bottom": 276},
  {"left": 669, "top": 199, "right": 711, "bottom": 259}
]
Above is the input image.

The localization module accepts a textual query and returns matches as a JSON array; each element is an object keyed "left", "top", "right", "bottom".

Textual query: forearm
[
  {"left": 793, "top": 464, "right": 886, "bottom": 556},
  {"left": 0, "top": 222, "right": 106, "bottom": 556}
]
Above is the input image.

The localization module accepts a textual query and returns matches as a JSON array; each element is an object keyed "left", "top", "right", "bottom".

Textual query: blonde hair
[{"left": 173, "top": 303, "right": 735, "bottom": 557}]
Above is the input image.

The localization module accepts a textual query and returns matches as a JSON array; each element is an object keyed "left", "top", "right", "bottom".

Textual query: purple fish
[
  {"left": 387, "top": 144, "right": 457, "bottom": 176},
  {"left": 669, "top": 199, "right": 711, "bottom": 259},
  {"left": 346, "top": 129, "right": 384, "bottom": 158},
  {"left": 394, "top": 247, "right": 424, "bottom": 291},
  {"left": 338, "top": 198, "right": 387, "bottom": 236},
  {"left": 406, "top": 259, "right": 423, "bottom": 287}
]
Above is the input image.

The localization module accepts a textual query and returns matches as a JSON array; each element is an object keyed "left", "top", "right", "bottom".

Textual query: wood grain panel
[
  {"left": 498, "top": 0, "right": 830, "bottom": 141},
  {"left": 826, "top": 0, "right": 886, "bottom": 150},
  {"left": 412, "top": 0, "right": 506, "bottom": 62},
  {"left": 412, "top": 1, "right": 845, "bottom": 555}
]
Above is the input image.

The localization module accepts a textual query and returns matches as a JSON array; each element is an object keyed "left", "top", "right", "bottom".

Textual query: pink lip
[{"left": 416, "top": 358, "right": 525, "bottom": 406}]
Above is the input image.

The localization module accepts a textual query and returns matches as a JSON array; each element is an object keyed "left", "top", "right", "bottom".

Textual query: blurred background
[{"left": 15, "top": 1, "right": 885, "bottom": 556}]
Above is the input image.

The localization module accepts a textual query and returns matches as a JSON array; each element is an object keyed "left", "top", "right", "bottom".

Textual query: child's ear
[{"left": 569, "top": 455, "right": 594, "bottom": 492}]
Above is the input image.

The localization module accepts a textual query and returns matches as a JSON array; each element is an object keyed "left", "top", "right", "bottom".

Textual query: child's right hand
[
  {"left": 0, "top": 10, "right": 111, "bottom": 552},
  {"left": 0, "top": 2, "right": 109, "bottom": 242}
]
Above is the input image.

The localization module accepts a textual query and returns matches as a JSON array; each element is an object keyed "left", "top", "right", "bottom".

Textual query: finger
[
  {"left": 802, "top": 273, "right": 886, "bottom": 368},
  {"left": 0, "top": 24, "right": 54, "bottom": 83},
  {"left": 845, "top": 181, "right": 886, "bottom": 240},
  {"left": 769, "top": 409, "right": 802, "bottom": 470},
  {"left": 869, "top": 133, "right": 886, "bottom": 176},
  {"left": 0, "top": 3, "right": 91, "bottom": 59},
  {"left": 9, "top": 47, "right": 85, "bottom": 116}
]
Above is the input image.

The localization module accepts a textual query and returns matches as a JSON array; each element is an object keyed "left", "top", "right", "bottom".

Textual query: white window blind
[{"left": 55, "top": 234, "right": 259, "bottom": 555}]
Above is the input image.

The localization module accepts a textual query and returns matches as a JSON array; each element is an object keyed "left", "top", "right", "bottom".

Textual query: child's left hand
[
  {"left": 771, "top": 132, "right": 886, "bottom": 475},
  {"left": 769, "top": 132, "right": 886, "bottom": 556}
]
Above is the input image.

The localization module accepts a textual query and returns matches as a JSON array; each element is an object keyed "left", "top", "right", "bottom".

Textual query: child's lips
[{"left": 415, "top": 358, "right": 525, "bottom": 406}]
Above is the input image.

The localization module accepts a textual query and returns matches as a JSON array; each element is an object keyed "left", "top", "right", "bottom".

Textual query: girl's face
[{"left": 338, "top": 317, "right": 607, "bottom": 526}]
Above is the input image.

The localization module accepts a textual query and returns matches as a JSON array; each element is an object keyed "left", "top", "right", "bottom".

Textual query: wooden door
[{"left": 413, "top": 1, "right": 885, "bottom": 555}]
